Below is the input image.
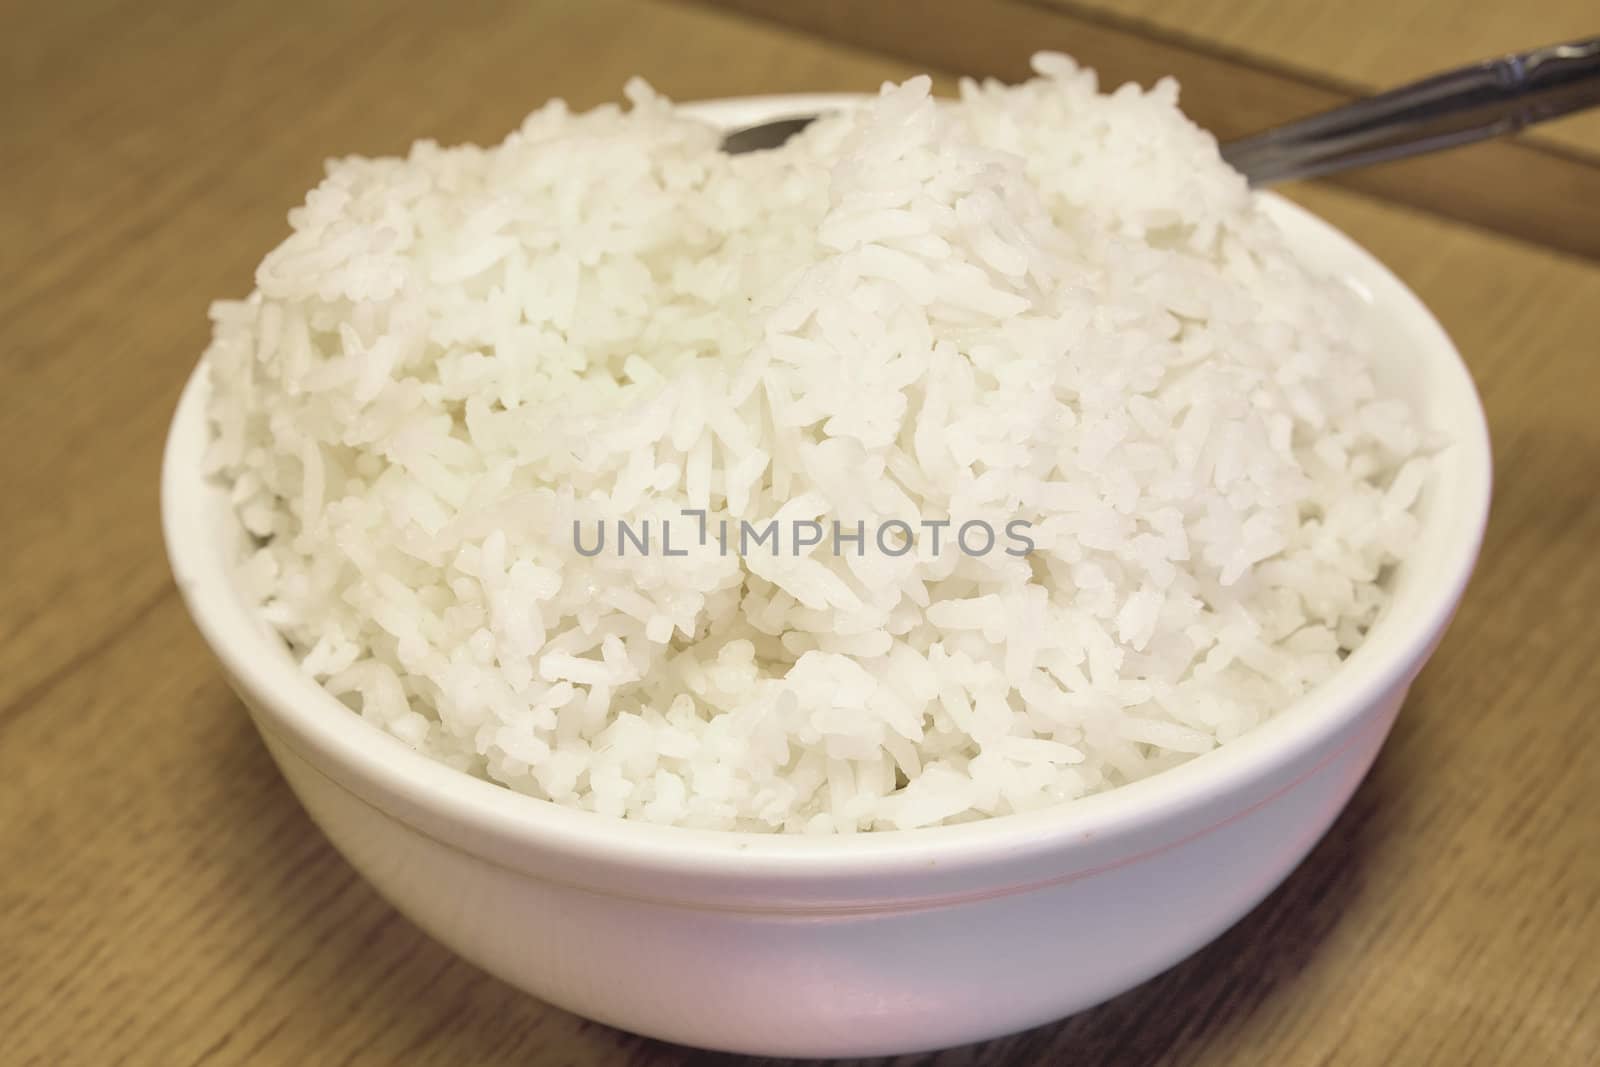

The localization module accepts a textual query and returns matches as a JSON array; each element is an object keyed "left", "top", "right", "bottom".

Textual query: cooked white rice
[{"left": 203, "top": 54, "right": 1427, "bottom": 833}]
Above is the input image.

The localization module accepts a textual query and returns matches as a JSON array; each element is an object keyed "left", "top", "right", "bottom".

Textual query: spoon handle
[{"left": 1222, "top": 37, "right": 1600, "bottom": 186}]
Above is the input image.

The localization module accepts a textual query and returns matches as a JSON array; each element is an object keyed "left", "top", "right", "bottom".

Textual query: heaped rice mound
[{"left": 204, "top": 55, "right": 1427, "bottom": 832}]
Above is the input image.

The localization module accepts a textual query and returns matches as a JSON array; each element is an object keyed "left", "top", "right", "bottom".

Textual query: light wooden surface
[
  {"left": 1059, "top": 0, "right": 1600, "bottom": 156},
  {"left": 3, "top": 2, "right": 1597, "bottom": 1064}
]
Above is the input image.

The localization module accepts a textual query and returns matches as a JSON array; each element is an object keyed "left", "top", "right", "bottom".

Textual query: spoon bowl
[{"left": 720, "top": 37, "right": 1600, "bottom": 185}]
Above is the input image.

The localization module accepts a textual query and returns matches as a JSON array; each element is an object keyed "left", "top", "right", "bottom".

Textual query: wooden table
[{"left": 4, "top": 2, "right": 1597, "bottom": 1063}]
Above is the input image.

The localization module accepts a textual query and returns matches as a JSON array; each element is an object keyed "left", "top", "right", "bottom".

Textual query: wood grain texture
[
  {"left": 1051, "top": 0, "right": 1600, "bottom": 157},
  {"left": 3, "top": 1, "right": 1598, "bottom": 1065},
  {"left": 702, "top": 0, "right": 1600, "bottom": 262}
]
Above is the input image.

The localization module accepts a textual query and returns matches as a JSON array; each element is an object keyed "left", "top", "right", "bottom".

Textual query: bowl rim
[{"left": 161, "top": 92, "right": 1493, "bottom": 883}]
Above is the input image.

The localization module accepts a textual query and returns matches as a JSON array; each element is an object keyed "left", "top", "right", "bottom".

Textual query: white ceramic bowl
[{"left": 162, "top": 96, "right": 1492, "bottom": 1058}]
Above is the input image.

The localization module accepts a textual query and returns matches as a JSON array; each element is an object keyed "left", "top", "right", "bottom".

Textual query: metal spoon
[{"left": 720, "top": 37, "right": 1600, "bottom": 186}]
